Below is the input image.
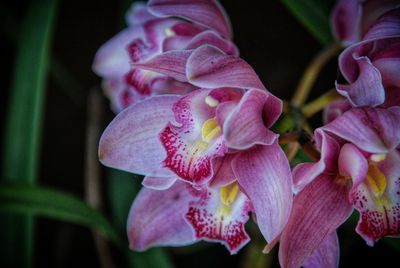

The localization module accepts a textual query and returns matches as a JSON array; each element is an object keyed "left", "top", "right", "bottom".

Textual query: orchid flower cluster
[{"left": 93, "top": 0, "right": 400, "bottom": 267}]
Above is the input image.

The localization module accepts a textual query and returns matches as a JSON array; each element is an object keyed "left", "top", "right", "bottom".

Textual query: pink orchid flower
[
  {"left": 336, "top": 8, "right": 400, "bottom": 107},
  {"left": 331, "top": 0, "right": 400, "bottom": 46},
  {"left": 98, "top": 45, "right": 293, "bottom": 254},
  {"left": 93, "top": 0, "right": 237, "bottom": 112},
  {"left": 279, "top": 107, "right": 400, "bottom": 268}
]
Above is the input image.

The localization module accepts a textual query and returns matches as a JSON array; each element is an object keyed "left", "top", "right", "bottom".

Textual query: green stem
[
  {"left": 291, "top": 43, "right": 341, "bottom": 107},
  {"left": 302, "top": 89, "right": 342, "bottom": 117}
]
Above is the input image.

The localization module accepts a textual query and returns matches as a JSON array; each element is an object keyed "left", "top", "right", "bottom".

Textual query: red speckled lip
[
  {"left": 185, "top": 185, "right": 251, "bottom": 254},
  {"left": 160, "top": 125, "right": 217, "bottom": 184},
  {"left": 353, "top": 178, "right": 400, "bottom": 245},
  {"left": 159, "top": 90, "right": 227, "bottom": 185}
]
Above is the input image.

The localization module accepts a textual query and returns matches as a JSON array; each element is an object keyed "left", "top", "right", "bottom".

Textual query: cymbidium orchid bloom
[
  {"left": 331, "top": 0, "right": 400, "bottom": 46},
  {"left": 336, "top": 8, "right": 400, "bottom": 107},
  {"left": 93, "top": 0, "right": 237, "bottom": 112},
  {"left": 279, "top": 107, "right": 400, "bottom": 268},
  {"left": 99, "top": 45, "right": 293, "bottom": 253}
]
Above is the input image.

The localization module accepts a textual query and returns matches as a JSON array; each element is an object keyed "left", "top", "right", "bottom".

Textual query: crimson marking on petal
[
  {"left": 160, "top": 125, "right": 215, "bottom": 184},
  {"left": 352, "top": 186, "right": 400, "bottom": 245},
  {"left": 128, "top": 38, "right": 151, "bottom": 62},
  {"left": 125, "top": 69, "right": 153, "bottom": 96},
  {"left": 357, "top": 204, "right": 400, "bottom": 245},
  {"left": 186, "top": 206, "right": 249, "bottom": 253},
  {"left": 120, "top": 88, "right": 135, "bottom": 108}
]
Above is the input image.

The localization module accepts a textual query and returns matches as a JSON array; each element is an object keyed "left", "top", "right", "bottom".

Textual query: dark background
[{"left": 0, "top": 0, "right": 398, "bottom": 267}]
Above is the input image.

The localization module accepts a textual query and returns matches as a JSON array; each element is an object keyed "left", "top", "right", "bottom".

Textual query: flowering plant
[
  {"left": 6, "top": 0, "right": 400, "bottom": 267},
  {"left": 94, "top": 0, "right": 400, "bottom": 267}
]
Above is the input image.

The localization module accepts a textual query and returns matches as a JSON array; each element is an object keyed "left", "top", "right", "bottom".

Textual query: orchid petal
[
  {"left": 373, "top": 50, "right": 400, "bottom": 88},
  {"left": 322, "top": 107, "right": 400, "bottom": 154},
  {"left": 279, "top": 175, "right": 353, "bottom": 268},
  {"left": 331, "top": 0, "right": 361, "bottom": 45},
  {"left": 128, "top": 181, "right": 195, "bottom": 250},
  {"left": 363, "top": 8, "right": 400, "bottom": 40},
  {"left": 232, "top": 141, "right": 293, "bottom": 243},
  {"left": 186, "top": 45, "right": 266, "bottom": 90},
  {"left": 352, "top": 149, "right": 400, "bottom": 245},
  {"left": 186, "top": 30, "right": 238, "bottom": 56},
  {"left": 336, "top": 55, "right": 385, "bottom": 107},
  {"left": 303, "top": 232, "right": 340, "bottom": 268},
  {"left": 323, "top": 99, "right": 351, "bottom": 124},
  {"left": 102, "top": 78, "right": 139, "bottom": 113},
  {"left": 142, "top": 176, "right": 177, "bottom": 190},
  {"left": 159, "top": 90, "right": 227, "bottom": 184},
  {"left": 148, "top": 0, "right": 232, "bottom": 38},
  {"left": 338, "top": 143, "right": 368, "bottom": 195},
  {"left": 293, "top": 130, "right": 340, "bottom": 193},
  {"left": 125, "top": 2, "right": 156, "bottom": 26},
  {"left": 133, "top": 50, "right": 192, "bottom": 82},
  {"left": 210, "top": 155, "right": 236, "bottom": 188},
  {"left": 162, "top": 36, "right": 193, "bottom": 51},
  {"left": 93, "top": 27, "right": 141, "bottom": 78},
  {"left": 99, "top": 95, "right": 179, "bottom": 176},
  {"left": 223, "top": 89, "right": 280, "bottom": 150},
  {"left": 185, "top": 183, "right": 251, "bottom": 254},
  {"left": 151, "top": 77, "right": 194, "bottom": 96}
]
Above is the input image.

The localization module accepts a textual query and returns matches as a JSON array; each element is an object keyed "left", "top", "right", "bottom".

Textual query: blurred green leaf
[
  {"left": 0, "top": 184, "right": 120, "bottom": 244},
  {"left": 0, "top": 0, "right": 58, "bottom": 266},
  {"left": 383, "top": 238, "right": 400, "bottom": 252},
  {"left": 107, "top": 169, "right": 140, "bottom": 230},
  {"left": 272, "top": 114, "right": 296, "bottom": 134},
  {"left": 128, "top": 249, "right": 174, "bottom": 268},
  {"left": 291, "top": 147, "right": 313, "bottom": 166},
  {"left": 280, "top": 0, "right": 335, "bottom": 44}
]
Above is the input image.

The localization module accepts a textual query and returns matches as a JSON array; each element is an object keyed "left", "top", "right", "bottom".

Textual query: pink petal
[
  {"left": 125, "top": 68, "right": 158, "bottom": 96},
  {"left": 186, "top": 30, "right": 239, "bottom": 56},
  {"left": 336, "top": 55, "right": 385, "bottom": 107},
  {"left": 331, "top": 0, "right": 361, "bottom": 45},
  {"left": 142, "top": 175, "right": 177, "bottom": 190},
  {"left": 185, "top": 184, "right": 251, "bottom": 254},
  {"left": 322, "top": 107, "right": 400, "bottom": 154},
  {"left": 148, "top": 0, "right": 232, "bottom": 38},
  {"left": 210, "top": 155, "right": 236, "bottom": 188},
  {"left": 99, "top": 95, "right": 179, "bottom": 176},
  {"left": 323, "top": 99, "right": 351, "bottom": 124},
  {"left": 133, "top": 50, "right": 193, "bottom": 82},
  {"left": 159, "top": 90, "right": 227, "bottom": 184},
  {"left": 338, "top": 143, "right": 368, "bottom": 196},
  {"left": 125, "top": 2, "right": 156, "bottom": 26},
  {"left": 293, "top": 130, "right": 340, "bottom": 193},
  {"left": 186, "top": 45, "right": 266, "bottom": 91},
  {"left": 373, "top": 47, "right": 400, "bottom": 88},
  {"left": 223, "top": 89, "right": 280, "bottom": 150},
  {"left": 93, "top": 27, "right": 141, "bottom": 78},
  {"left": 352, "top": 149, "right": 400, "bottom": 245},
  {"left": 102, "top": 78, "right": 139, "bottom": 113},
  {"left": 232, "top": 141, "right": 293, "bottom": 243},
  {"left": 142, "top": 18, "right": 182, "bottom": 52},
  {"left": 303, "top": 232, "right": 340, "bottom": 268},
  {"left": 128, "top": 181, "right": 195, "bottom": 250},
  {"left": 363, "top": 8, "right": 400, "bottom": 41},
  {"left": 161, "top": 22, "right": 206, "bottom": 51},
  {"left": 162, "top": 35, "right": 194, "bottom": 51},
  {"left": 279, "top": 175, "right": 353, "bottom": 268}
]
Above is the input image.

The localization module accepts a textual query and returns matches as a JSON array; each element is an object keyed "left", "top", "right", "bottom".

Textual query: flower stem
[
  {"left": 85, "top": 88, "right": 116, "bottom": 268},
  {"left": 291, "top": 43, "right": 341, "bottom": 106},
  {"left": 279, "top": 132, "right": 301, "bottom": 144},
  {"left": 302, "top": 89, "right": 342, "bottom": 118}
]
